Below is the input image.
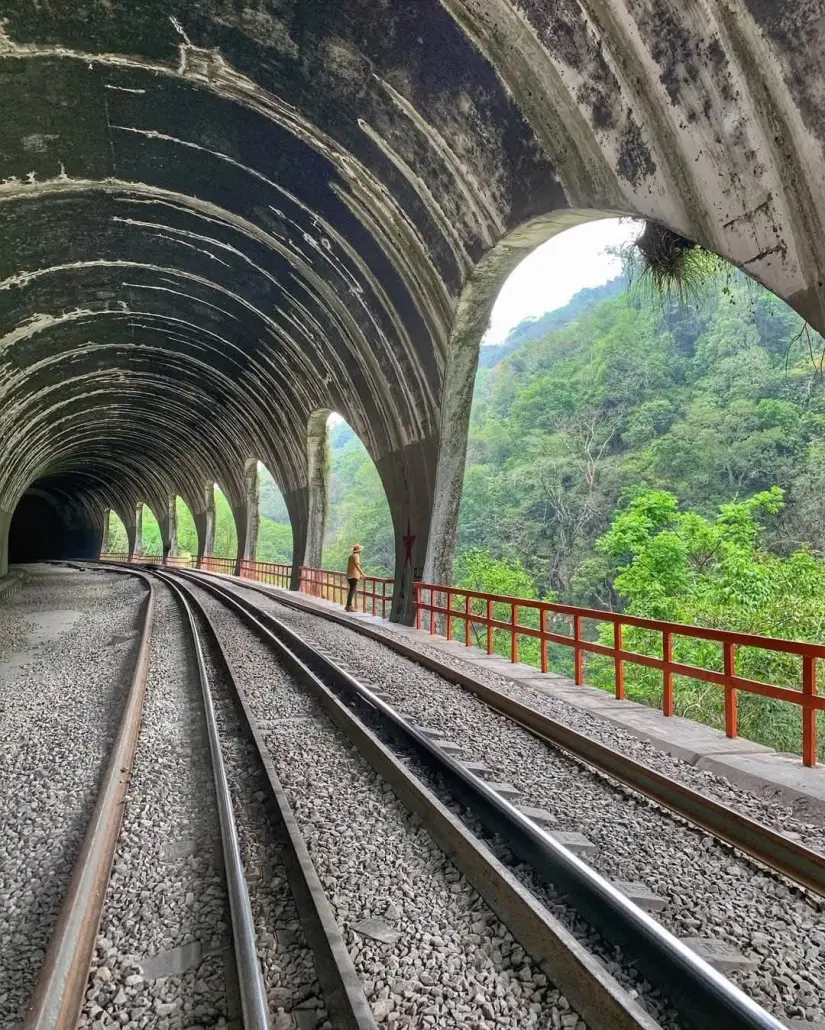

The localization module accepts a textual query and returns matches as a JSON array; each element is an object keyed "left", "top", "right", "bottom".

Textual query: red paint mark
[{"left": 402, "top": 520, "right": 416, "bottom": 565}]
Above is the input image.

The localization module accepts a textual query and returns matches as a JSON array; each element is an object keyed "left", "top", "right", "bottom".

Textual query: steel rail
[
  {"left": 152, "top": 569, "right": 378, "bottom": 1030},
  {"left": 159, "top": 573, "right": 270, "bottom": 1030},
  {"left": 217, "top": 572, "right": 825, "bottom": 900},
  {"left": 23, "top": 567, "right": 155, "bottom": 1030},
  {"left": 171, "top": 568, "right": 786, "bottom": 1030}
]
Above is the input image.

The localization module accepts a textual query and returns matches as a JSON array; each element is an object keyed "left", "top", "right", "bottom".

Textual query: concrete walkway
[{"left": 235, "top": 579, "right": 825, "bottom": 817}]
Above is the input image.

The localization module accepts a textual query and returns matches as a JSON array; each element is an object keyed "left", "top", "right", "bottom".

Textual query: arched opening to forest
[
  {"left": 446, "top": 212, "right": 825, "bottom": 758},
  {"left": 256, "top": 462, "right": 293, "bottom": 564},
  {"left": 137, "top": 502, "right": 163, "bottom": 557},
  {"left": 105, "top": 509, "right": 128, "bottom": 554},
  {"left": 322, "top": 414, "right": 394, "bottom": 579},
  {"left": 213, "top": 484, "right": 238, "bottom": 558}
]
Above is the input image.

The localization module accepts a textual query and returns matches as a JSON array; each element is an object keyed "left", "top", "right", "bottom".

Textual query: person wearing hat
[{"left": 345, "top": 544, "right": 363, "bottom": 611}]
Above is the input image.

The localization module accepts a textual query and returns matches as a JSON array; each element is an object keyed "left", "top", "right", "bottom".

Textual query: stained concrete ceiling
[{"left": 1, "top": 1, "right": 824, "bottom": 567}]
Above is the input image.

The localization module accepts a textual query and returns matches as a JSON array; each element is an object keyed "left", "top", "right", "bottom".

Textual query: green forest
[
  {"left": 107, "top": 264, "right": 825, "bottom": 755},
  {"left": 314, "top": 268, "right": 825, "bottom": 756}
]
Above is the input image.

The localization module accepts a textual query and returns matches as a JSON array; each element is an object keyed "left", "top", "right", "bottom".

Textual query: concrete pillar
[
  {"left": 101, "top": 508, "right": 111, "bottom": 556},
  {"left": 284, "top": 486, "right": 309, "bottom": 591},
  {"left": 164, "top": 494, "right": 178, "bottom": 563},
  {"left": 133, "top": 503, "right": 144, "bottom": 558},
  {"left": 119, "top": 506, "right": 137, "bottom": 560},
  {"left": 376, "top": 436, "right": 438, "bottom": 625},
  {"left": 305, "top": 410, "right": 330, "bottom": 568},
  {"left": 0, "top": 508, "right": 10, "bottom": 576},
  {"left": 242, "top": 460, "right": 260, "bottom": 561},
  {"left": 423, "top": 299, "right": 484, "bottom": 590},
  {"left": 196, "top": 486, "right": 216, "bottom": 568}
]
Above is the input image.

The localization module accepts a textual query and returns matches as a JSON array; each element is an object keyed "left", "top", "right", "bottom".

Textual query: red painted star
[{"left": 402, "top": 520, "right": 416, "bottom": 564}]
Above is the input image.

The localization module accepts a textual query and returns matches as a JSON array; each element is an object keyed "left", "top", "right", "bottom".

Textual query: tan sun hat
[{"left": 352, "top": 543, "right": 363, "bottom": 551}]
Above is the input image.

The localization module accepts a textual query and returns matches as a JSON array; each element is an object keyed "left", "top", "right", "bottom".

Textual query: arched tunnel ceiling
[{"left": 1, "top": 0, "right": 824, "bottom": 531}]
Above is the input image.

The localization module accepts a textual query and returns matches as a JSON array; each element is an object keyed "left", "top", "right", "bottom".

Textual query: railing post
[
  {"left": 465, "top": 594, "right": 471, "bottom": 647},
  {"left": 429, "top": 588, "right": 436, "bottom": 635},
  {"left": 573, "top": 614, "right": 583, "bottom": 685},
  {"left": 614, "top": 622, "right": 625, "bottom": 700},
  {"left": 446, "top": 589, "right": 453, "bottom": 641},
  {"left": 662, "top": 630, "right": 674, "bottom": 717},
  {"left": 415, "top": 584, "right": 422, "bottom": 629},
  {"left": 511, "top": 604, "right": 519, "bottom": 664},
  {"left": 540, "top": 608, "right": 549, "bottom": 674},
  {"left": 723, "top": 641, "right": 737, "bottom": 738},
  {"left": 486, "top": 598, "right": 493, "bottom": 655},
  {"left": 802, "top": 655, "right": 817, "bottom": 767}
]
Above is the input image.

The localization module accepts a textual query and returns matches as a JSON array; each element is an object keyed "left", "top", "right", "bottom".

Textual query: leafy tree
[{"left": 590, "top": 488, "right": 825, "bottom": 757}]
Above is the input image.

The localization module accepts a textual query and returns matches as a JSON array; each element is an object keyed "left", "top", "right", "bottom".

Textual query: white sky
[{"left": 483, "top": 217, "right": 642, "bottom": 345}]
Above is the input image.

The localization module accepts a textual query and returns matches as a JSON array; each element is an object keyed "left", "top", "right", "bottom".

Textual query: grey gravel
[
  {"left": 190, "top": 582, "right": 589, "bottom": 1030},
  {"left": 0, "top": 565, "right": 146, "bottom": 1026},
  {"left": 81, "top": 586, "right": 231, "bottom": 1029},
  {"left": 218, "top": 582, "right": 825, "bottom": 1028}
]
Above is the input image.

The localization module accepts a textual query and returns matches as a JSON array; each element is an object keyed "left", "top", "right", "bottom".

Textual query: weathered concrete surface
[
  {"left": 304, "top": 410, "right": 330, "bottom": 570},
  {"left": 0, "top": 2, "right": 823, "bottom": 613}
]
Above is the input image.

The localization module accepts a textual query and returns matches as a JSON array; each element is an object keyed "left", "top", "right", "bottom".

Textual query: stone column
[
  {"left": 163, "top": 495, "right": 178, "bottom": 563},
  {"left": 132, "top": 503, "right": 144, "bottom": 558},
  {"left": 376, "top": 435, "right": 438, "bottom": 625},
  {"left": 118, "top": 506, "right": 137, "bottom": 561},
  {"left": 305, "top": 410, "right": 330, "bottom": 569},
  {"left": 0, "top": 508, "right": 11, "bottom": 576},
  {"left": 423, "top": 295, "right": 485, "bottom": 590},
  {"left": 242, "top": 461, "right": 260, "bottom": 561},
  {"left": 101, "top": 508, "right": 111, "bottom": 557},
  {"left": 196, "top": 486, "right": 216, "bottom": 568},
  {"left": 284, "top": 486, "right": 309, "bottom": 591},
  {"left": 233, "top": 462, "right": 260, "bottom": 576}
]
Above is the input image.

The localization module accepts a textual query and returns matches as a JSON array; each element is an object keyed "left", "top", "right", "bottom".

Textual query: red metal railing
[
  {"left": 200, "top": 556, "right": 236, "bottom": 575},
  {"left": 300, "top": 565, "right": 394, "bottom": 618},
  {"left": 415, "top": 582, "right": 825, "bottom": 767},
  {"left": 99, "top": 552, "right": 195, "bottom": 567},
  {"left": 238, "top": 559, "right": 291, "bottom": 588}
]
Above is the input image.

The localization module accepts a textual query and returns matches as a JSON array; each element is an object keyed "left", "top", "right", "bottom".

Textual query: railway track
[
  {"left": 161, "top": 565, "right": 806, "bottom": 1030},
  {"left": 19, "top": 567, "right": 374, "bottom": 1030},
  {"left": 213, "top": 570, "right": 825, "bottom": 897}
]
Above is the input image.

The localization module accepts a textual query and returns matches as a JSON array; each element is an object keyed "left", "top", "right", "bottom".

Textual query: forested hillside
[{"left": 461, "top": 270, "right": 825, "bottom": 602}]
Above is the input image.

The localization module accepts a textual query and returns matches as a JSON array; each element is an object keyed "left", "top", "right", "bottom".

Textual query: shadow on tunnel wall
[{"left": 8, "top": 490, "right": 100, "bottom": 563}]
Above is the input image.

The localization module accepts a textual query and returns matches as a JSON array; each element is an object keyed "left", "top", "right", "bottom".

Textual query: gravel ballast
[
  {"left": 0, "top": 565, "right": 146, "bottom": 1026},
  {"left": 81, "top": 586, "right": 232, "bottom": 1029},
  {"left": 216, "top": 582, "right": 825, "bottom": 1028},
  {"left": 190, "top": 582, "right": 589, "bottom": 1030}
]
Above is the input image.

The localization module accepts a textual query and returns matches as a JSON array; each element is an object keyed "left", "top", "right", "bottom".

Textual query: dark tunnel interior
[{"left": 8, "top": 489, "right": 101, "bottom": 563}]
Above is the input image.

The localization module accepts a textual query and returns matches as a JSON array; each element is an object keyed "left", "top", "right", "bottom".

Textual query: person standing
[{"left": 345, "top": 543, "right": 363, "bottom": 611}]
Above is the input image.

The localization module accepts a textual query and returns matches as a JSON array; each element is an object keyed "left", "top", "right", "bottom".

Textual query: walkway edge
[
  {"left": 23, "top": 570, "right": 155, "bottom": 1028},
  {"left": 210, "top": 575, "right": 825, "bottom": 897}
]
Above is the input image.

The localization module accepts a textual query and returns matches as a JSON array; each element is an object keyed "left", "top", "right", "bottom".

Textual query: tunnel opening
[
  {"left": 323, "top": 414, "right": 394, "bottom": 578},
  {"left": 8, "top": 488, "right": 99, "bottom": 563},
  {"left": 256, "top": 462, "right": 293, "bottom": 564},
  {"left": 105, "top": 509, "right": 128, "bottom": 554}
]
